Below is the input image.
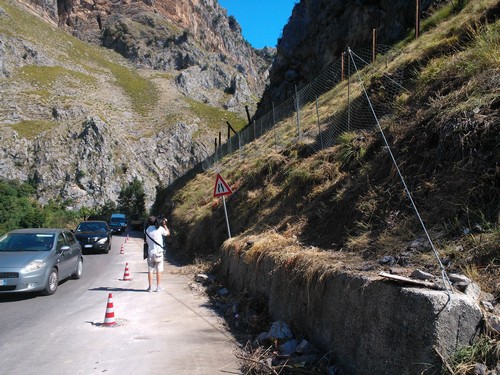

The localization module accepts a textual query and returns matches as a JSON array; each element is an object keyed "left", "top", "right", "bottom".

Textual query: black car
[{"left": 74, "top": 221, "right": 111, "bottom": 254}]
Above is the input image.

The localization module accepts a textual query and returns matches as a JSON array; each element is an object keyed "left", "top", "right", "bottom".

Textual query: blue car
[
  {"left": 0, "top": 228, "right": 83, "bottom": 295},
  {"left": 109, "top": 213, "right": 127, "bottom": 234}
]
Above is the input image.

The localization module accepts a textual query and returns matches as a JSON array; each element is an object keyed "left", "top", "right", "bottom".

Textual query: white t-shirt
[{"left": 145, "top": 225, "right": 169, "bottom": 256}]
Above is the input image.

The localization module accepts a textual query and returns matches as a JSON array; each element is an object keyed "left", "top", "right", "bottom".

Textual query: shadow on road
[
  {"left": 0, "top": 292, "right": 39, "bottom": 302},
  {"left": 0, "top": 279, "right": 71, "bottom": 302},
  {"left": 88, "top": 286, "right": 148, "bottom": 293}
]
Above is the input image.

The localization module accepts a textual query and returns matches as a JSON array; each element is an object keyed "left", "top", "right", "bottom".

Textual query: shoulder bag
[{"left": 144, "top": 230, "right": 166, "bottom": 263}]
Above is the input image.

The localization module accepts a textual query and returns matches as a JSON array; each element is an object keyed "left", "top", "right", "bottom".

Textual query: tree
[
  {"left": 0, "top": 179, "right": 38, "bottom": 234},
  {"left": 78, "top": 206, "right": 96, "bottom": 221},
  {"left": 19, "top": 205, "right": 46, "bottom": 228},
  {"left": 117, "top": 177, "right": 146, "bottom": 218},
  {"left": 97, "top": 200, "right": 117, "bottom": 221}
]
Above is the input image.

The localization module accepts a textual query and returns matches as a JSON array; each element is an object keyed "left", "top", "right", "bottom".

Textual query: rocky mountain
[
  {"left": 257, "top": 0, "right": 440, "bottom": 115},
  {"left": 0, "top": 0, "right": 272, "bottom": 209},
  {"left": 24, "top": 0, "right": 272, "bottom": 110}
]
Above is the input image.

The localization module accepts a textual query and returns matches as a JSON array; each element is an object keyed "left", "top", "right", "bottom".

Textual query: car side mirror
[{"left": 59, "top": 245, "right": 71, "bottom": 253}]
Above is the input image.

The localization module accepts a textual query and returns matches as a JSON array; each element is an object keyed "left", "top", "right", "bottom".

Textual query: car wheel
[
  {"left": 72, "top": 257, "right": 83, "bottom": 279},
  {"left": 41, "top": 268, "right": 59, "bottom": 295}
]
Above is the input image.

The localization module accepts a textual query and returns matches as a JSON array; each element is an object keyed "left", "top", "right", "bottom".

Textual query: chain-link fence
[
  {"left": 201, "top": 44, "right": 405, "bottom": 169},
  {"left": 197, "top": 44, "right": 453, "bottom": 292}
]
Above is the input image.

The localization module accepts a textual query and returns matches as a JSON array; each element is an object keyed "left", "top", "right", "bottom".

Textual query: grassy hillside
[
  {"left": 158, "top": 2, "right": 500, "bottom": 367},
  {"left": 160, "top": 0, "right": 499, "bottom": 303},
  {"left": 0, "top": 0, "right": 157, "bottom": 117}
]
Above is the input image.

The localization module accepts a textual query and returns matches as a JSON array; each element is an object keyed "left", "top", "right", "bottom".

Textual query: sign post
[
  {"left": 222, "top": 196, "right": 231, "bottom": 238},
  {"left": 213, "top": 173, "right": 233, "bottom": 238}
]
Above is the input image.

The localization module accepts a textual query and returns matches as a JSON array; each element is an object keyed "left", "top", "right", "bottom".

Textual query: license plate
[
  {"left": 0, "top": 280, "right": 6, "bottom": 286},
  {"left": 84, "top": 244, "right": 93, "bottom": 248}
]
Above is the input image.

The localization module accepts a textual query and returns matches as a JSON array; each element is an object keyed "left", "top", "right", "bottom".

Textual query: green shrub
[
  {"left": 0, "top": 179, "right": 89, "bottom": 234},
  {"left": 336, "top": 131, "right": 368, "bottom": 168},
  {"left": 117, "top": 177, "right": 146, "bottom": 218}
]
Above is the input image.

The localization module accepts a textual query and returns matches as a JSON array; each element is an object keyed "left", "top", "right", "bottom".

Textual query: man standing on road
[{"left": 144, "top": 215, "right": 170, "bottom": 292}]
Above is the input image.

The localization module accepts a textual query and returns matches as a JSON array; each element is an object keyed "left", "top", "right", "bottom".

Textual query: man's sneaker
[
  {"left": 146, "top": 287, "right": 152, "bottom": 293},
  {"left": 156, "top": 286, "right": 164, "bottom": 292}
]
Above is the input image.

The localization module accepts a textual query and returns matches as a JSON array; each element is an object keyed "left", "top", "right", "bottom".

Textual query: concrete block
[{"left": 221, "top": 248, "right": 483, "bottom": 375}]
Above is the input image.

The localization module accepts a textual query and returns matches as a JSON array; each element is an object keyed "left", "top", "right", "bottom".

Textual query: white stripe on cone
[
  {"left": 103, "top": 293, "right": 116, "bottom": 326},
  {"left": 122, "top": 263, "right": 132, "bottom": 281}
]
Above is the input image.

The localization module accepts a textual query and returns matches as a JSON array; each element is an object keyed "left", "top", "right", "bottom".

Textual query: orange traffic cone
[
  {"left": 122, "top": 263, "right": 132, "bottom": 281},
  {"left": 103, "top": 293, "right": 116, "bottom": 326},
  {"left": 120, "top": 244, "right": 124, "bottom": 254}
]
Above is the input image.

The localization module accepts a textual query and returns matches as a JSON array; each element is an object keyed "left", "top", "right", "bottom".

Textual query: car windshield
[
  {"left": 76, "top": 222, "right": 107, "bottom": 232},
  {"left": 0, "top": 233, "right": 54, "bottom": 252}
]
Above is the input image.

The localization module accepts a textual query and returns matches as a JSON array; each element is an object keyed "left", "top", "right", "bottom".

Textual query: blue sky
[{"left": 218, "top": 0, "right": 298, "bottom": 49}]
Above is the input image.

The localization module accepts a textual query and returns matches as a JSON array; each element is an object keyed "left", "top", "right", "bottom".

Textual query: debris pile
[
  {"left": 379, "top": 268, "right": 485, "bottom": 296},
  {"left": 237, "top": 321, "right": 337, "bottom": 374},
  {"left": 194, "top": 273, "right": 336, "bottom": 374},
  {"left": 193, "top": 273, "right": 270, "bottom": 336}
]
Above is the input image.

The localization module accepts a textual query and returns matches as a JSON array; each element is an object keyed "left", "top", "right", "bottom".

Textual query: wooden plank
[{"left": 379, "top": 272, "right": 437, "bottom": 289}]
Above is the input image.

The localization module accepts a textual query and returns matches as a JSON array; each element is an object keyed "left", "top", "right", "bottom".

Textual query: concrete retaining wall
[{"left": 221, "top": 246, "right": 483, "bottom": 375}]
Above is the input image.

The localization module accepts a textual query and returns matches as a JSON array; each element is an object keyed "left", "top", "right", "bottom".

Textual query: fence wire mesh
[
  {"left": 201, "top": 44, "right": 404, "bottom": 170},
  {"left": 197, "top": 44, "right": 453, "bottom": 291}
]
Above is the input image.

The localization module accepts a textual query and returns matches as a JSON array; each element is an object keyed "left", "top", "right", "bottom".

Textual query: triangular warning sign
[{"left": 213, "top": 173, "right": 233, "bottom": 197}]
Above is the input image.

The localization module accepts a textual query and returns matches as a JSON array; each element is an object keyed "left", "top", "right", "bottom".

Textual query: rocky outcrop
[
  {"left": 257, "top": 0, "right": 438, "bottom": 116},
  {"left": 0, "top": 116, "right": 208, "bottom": 208}
]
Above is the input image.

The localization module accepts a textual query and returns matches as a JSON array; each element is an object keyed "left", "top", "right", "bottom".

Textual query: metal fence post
[
  {"left": 245, "top": 105, "right": 251, "bottom": 124},
  {"left": 347, "top": 48, "right": 351, "bottom": 132},
  {"left": 214, "top": 137, "right": 218, "bottom": 165},
  {"left": 341, "top": 52, "right": 345, "bottom": 81},
  {"left": 415, "top": 0, "right": 421, "bottom": 39},
  {"left": 272, "top": 102, "right": 278, "bottom": 152},
  {"left": 315, "top": 96, "right": 324, "bottom": 149},
  {"left": 238, "top": 131, "right": 242, "bottom": 160},
  {"left": 295, "top": 84, "right": 301, "bottom": 140}
]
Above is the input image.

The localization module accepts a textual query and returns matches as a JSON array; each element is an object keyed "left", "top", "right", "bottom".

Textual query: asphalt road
[{"left": 0, "top": 232, "right": 240, "bottom": 375}]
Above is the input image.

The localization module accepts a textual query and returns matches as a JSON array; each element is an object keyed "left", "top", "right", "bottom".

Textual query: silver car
[{"left": 0, "top": 228, "right": 83, "bottom": 295}]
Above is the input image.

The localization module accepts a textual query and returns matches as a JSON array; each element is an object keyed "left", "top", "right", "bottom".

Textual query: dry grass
[
  {"left": 163, "top": 0, "right": 500, "bottom": 357},
  {"left": 159, "top": 2, "right": 500, "bottom": 371},
  {"left": 444, "top": 336, "right": 500, "bottom": 375}
]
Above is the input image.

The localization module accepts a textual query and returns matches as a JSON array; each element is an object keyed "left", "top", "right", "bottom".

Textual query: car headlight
[
  {"left": 97, "top": 238, "right": 108, "bottom": 244},
  {"left": 22, "top": 260, "right": 46, "bottom": 273}
]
